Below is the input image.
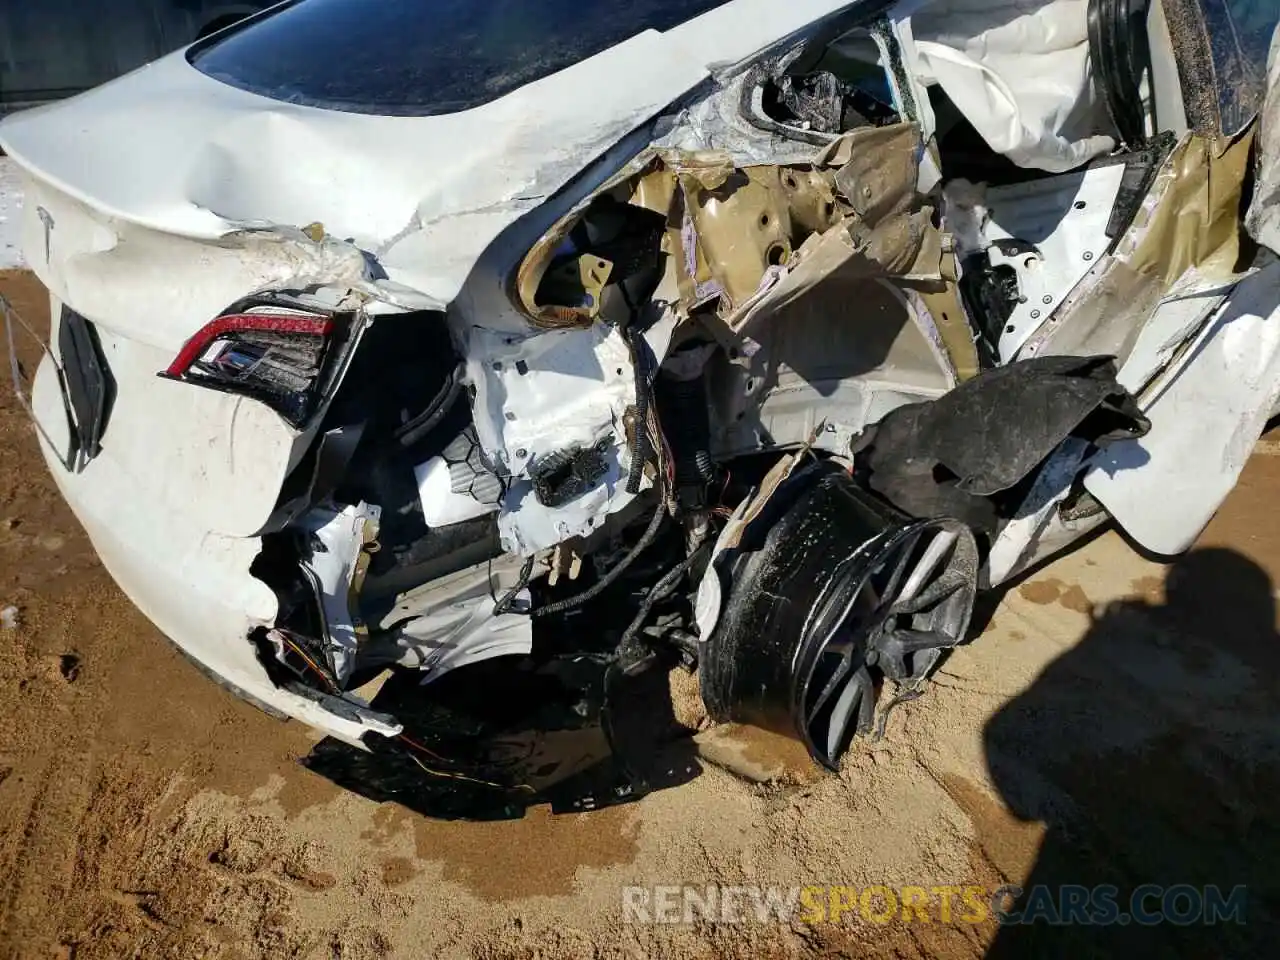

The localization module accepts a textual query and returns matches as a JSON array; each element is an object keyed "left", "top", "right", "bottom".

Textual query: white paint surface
[
  {"left": 0, "top": 157, "right": 24, "bottom": 268},
  {"left": 1085, "top": 261, "right": 1280, "bottom": 555}
]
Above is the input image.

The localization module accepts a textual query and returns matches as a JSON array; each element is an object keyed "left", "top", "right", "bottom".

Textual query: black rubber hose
[
  {"left": 625, "top": 384, "right": 651, "bottom": 494},
  {"left": 531, "top": 502, "right": 667, "bottom": 619},
  {"left": 615, "top": 541, "right": 710, "bottom": 653},
  {"left": 492, "top": 555, "right": 537, "bottom": 617},
  {"left": 393, "top": 361, "right": 465, "bottom": 448}
]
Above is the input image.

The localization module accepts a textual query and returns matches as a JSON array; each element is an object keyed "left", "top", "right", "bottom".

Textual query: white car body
[{"left": 1, "top": 0, "right": 1278, "bottom": 782}]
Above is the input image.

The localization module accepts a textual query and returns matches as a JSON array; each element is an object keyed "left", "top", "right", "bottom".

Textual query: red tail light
[{"left": 162, "top": 306, "right": 335, "bottom": 426}]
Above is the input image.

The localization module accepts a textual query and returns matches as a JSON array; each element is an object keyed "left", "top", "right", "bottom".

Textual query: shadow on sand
[{"left": 984, "top": 547, "right": 1280, "bottom": 956}]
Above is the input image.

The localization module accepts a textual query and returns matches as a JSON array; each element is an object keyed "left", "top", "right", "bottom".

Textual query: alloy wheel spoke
[
  {"left": 890, "top": 567, "right": 970, "bottom": 617},
  {"left": 898, "top": 530, "right": 958, "bottom": 606},
  {"left": 870, "top": 529, "right": 922, "bottom": 612},
  {"left": 824, "top": 666, "right": 875, "bottom": 761},
  {"left": 806, "top": 651, "right": 854, "bottom": 727}
]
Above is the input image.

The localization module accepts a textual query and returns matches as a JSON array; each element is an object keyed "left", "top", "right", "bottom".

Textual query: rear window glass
[{"left": 189, "top": 0, "right": 732, "bottom": 116}]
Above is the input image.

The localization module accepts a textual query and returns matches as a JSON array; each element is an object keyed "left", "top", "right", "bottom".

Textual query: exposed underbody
[{"left": 3, "top": 0, "right": 1279, "bottom": 817}]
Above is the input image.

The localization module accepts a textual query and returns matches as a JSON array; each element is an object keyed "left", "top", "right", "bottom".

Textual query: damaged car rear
[{"left": 2, "top": 0, "right": 1278, "bottom": 818}]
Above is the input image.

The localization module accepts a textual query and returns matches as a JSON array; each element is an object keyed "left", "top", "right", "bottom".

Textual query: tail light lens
[{"left": 162, "top": 305, "right": 335, "bottom": 427}]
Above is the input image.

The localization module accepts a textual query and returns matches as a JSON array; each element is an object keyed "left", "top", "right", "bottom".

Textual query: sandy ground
[{"left": 1, "top": 266, "right": 1278, "bottom": 959}]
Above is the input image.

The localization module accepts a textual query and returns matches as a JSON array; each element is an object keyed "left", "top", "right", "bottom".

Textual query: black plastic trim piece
[
  {"left": 56, "top": 307, "right": 113, "bottom": 470},
  {"left": 1088, "top": 0, "right": 1152, "bottom": 149}
]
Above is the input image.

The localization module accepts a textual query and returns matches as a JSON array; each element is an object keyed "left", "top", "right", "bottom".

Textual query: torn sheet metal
[
  {"left": 699, "top": 134, "right": 971, "bottom": 450},
  {"left": 708, "top": 318, "right": 957, "bottom": 459},
  {"left": 652, "top": 67, "right": 831, "bottom": 167},
  {"left": 1084, "top": 259, "right": 1280, "bottom": 555},
  {"left": 1021, "top": 130, "right": 1254, "bottom": 363},
  {"left": 905, "top": 0, "right": 1115, "bottom": 171},
  {"left": 299, "top": 502, "right": 381, "bottom": 685},
  {"left": 499, "top": 120, "right": 970, "bottom": 549},
  {"left": 654, "top": 16, "right": 915, "bottom": 166},
  {"left": 1113, "top": 269, "right": 1244, "bottom": 395},
  {"left": 986, "top": 492, "right": 1110, "bottom": 587},
  {"left": 375, "top": 559, "right": 533, "bottom": 681},
  {"left": 723, "top": 123, "right": 954, "bottom": 335},
  {"left": 952, "top": 163, "right": 1126, "bottom": 362}
]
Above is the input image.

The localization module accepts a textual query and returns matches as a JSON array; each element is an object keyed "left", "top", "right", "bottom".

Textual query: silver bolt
[
  {"left": 1030, "top": 309, "right": 1041, "bottom": 319},
  {"left": 515, "top": 448, "right": 527, "bottom": 459},
  {"left": 1042, "top": 295, "right": 1053, "bottom": 304},
  {"left": 1083, "top": 251, "right": 1094, "bottom": 261}
]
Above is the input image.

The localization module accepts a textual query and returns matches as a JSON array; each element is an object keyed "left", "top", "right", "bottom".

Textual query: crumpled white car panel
[
  {"left": 1085, "top": 259, "right": 1280, "bottom": 555},
  {"left": 0, "top": 0, "right": 854, "bottom": 305},
  {"left": 0, "top": 0, "right": 878, "bottom": 733},
  {"left": 0, "top": 0, "right": 1274, "bottom": 749},
  {"left": 0, "top": 0, "right": 1139, "bottom": 550},
  {"left": 380, "top": 559, "right": 534, "bottom": 681}
]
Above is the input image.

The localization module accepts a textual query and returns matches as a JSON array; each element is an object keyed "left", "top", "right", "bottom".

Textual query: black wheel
[
  {"left": 801, "top": 519, "right": 977, "bottom": 765},
  {"left": 701, "top": 462, "right": 978, "bottom": 768}
]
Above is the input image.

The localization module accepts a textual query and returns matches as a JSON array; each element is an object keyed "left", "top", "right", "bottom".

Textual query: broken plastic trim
[
  {"left": 700, "top": 461, "right": 978, "bottom": 768},
  {"left": 1087, "top": 0, "right": 1152, "bottom": 150},
  {"left": 159, "top": 294, "right": 353, "bottom": 428},
  {"left": 56, "top": 307, "right": 114, "bottom": 471}
]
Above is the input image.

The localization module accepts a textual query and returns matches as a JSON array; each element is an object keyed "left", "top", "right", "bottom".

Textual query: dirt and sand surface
[{"left": 1, "top": 265, "right": 1278, "bottom": 958}]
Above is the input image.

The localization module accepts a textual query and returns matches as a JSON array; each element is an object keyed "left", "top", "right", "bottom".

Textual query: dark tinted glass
[
  {"left": 1203, "top": 0, "right": 1278, "bottom": 133},
  {"left": 190, "top": 0, "right": 732, "bottom": 116}
]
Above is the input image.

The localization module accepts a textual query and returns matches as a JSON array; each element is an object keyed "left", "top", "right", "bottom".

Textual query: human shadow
[{"left": 984, "top": 547, "right": 1280, "bottom": 957}]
